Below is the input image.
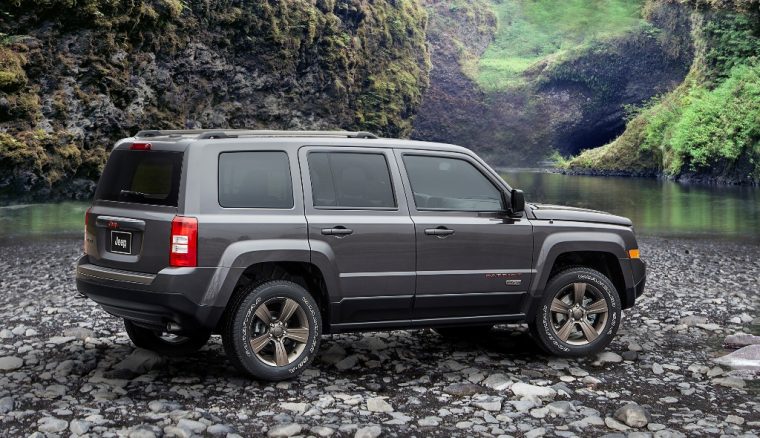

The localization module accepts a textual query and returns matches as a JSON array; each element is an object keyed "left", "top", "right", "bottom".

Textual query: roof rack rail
[{"left": 134, "top": 129, "right": 379, "bottom": 140}]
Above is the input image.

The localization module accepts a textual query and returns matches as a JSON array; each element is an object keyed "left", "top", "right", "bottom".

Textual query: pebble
[
  {"left": 712, "top": 376, "right": 746, "bottom": 388},
  {"left": 70, "top": 420, "right": 91, "bottom": 435},
  {"left": 472, "top": 395, "right": 503, "bottom": 411},
  {"left": 355, "top": 425, "right": 382, "bottom": 438},
  {"left": 511, "top": 382, "right": 557, "bottom": 400},
  {"left": 443, "top": 383, "right": 483, "bottom": 396},
  {"left": 267, "top": 423, "right": 302, "bottom": 438},
  {"left": 483, "top": 373, "right": 512, "bottom": 390},
  {"left": 114, "top": 348, "right": 165, "bottom": 374},
  {"left": 38, "top": 417, "right": 69, "bottom": 433},
  {"left": 0, "top": 356, "right": 23, "bottom": 371},
  {"left": 0, "top": 396, "right": 14, "bottom": 414},
  {"left": 0, "top": 237, "right": 758, "bottom": 437},
  {"left": 595, "top": 352, "right": 623, "bottom": 364},
  {"left": 614, "top": 403, "right": 649, "bottom": 428},
  {"left": 366, "top": 397, "right": 393, "bottom": 413}
]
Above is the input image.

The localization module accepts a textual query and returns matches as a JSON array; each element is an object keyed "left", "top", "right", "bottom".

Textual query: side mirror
[{"left": 509, "top": 189, "right": 525, "bottom": 215}]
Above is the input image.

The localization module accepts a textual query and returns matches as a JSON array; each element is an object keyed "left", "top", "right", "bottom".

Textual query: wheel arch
[
  {"left": 199, "top": 240, "right": 338, "bottom": 332},
  {"left": 526, "top": 232, "right": 633, "bottom": 317}
]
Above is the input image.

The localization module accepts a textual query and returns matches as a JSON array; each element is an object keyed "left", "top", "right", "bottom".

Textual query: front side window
[
  {"left": 403, "top": 155, "right": 504, "bottom": 211},
  {"left": 308, "top": 152, "right": 396, "bottom": 209},
  {"left": 218, "top": 151, "right": 294, "bottom": 208}
]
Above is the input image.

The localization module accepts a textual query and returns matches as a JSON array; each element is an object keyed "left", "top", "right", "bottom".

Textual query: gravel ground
[{"left": 0, "top": 236, "right": 758, "bottom": 437}]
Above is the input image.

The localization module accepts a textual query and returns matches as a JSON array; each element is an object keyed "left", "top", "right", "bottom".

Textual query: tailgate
[{"left": 84, "top": 149, "right": 184, "bottom": 274}]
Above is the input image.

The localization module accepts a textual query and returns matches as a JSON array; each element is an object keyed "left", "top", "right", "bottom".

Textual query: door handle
[
  {"left": 424, "top": 227, "right": 455, "bottom": 237},
  {"left": 321, "top": 226, "right": 354, "bottom": 236}
]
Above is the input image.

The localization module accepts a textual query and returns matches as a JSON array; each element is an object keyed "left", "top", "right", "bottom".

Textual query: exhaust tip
[{"left": 166, "top": 322, "right": 182, "bottom": 333}]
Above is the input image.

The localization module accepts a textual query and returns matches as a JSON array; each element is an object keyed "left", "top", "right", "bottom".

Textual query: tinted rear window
[
  {"left": 95, "top": 150, "right": 183, "bottom": 206},
  {"left": 218, "top": 151, "right": 294, "bottom": 208}
]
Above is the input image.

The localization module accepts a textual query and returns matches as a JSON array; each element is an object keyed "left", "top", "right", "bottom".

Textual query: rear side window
[
  {"left": 308, "top": 152, "right": 396, "bottom": 209},
  {"left": 218, "top": 151, "right": 294, "bottom": 208},
  {"left": 95, "top": 150, "right": 183, "bottom": 206},
  {"left": 403, "top": 155, "right": 504, "bottom": 211}
]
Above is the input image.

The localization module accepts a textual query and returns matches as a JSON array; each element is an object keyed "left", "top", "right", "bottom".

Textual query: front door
[
  {"left": 396, "top": 150, "right": 534, "bottom": 321},
  {"left": 300, "top": 147, "right": 416, "bottom": 327}
]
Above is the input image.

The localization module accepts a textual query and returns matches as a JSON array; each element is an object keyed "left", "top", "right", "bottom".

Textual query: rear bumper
[{"left": 75, "top": 256, "right": 225, "bottom": 334}]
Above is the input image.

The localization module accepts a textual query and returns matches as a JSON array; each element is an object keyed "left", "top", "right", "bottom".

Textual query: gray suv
[{"left": 76, "top": 130, "right": 645, "bottom": 380}]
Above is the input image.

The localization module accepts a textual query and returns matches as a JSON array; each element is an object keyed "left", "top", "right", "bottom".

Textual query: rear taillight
[
  {"left": 130, "top": 142, "right": 152, "bottom": 150},
  {"left": 170, "top": 216, "right": 198, "bottom": 267},
  {"left": 83, "top": 207, "right": 92, "bottom": 252}
]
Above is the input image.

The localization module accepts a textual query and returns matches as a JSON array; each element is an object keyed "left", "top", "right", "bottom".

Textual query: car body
[{"left": 76, "top": 130, "right": 645, "bottom": 379}]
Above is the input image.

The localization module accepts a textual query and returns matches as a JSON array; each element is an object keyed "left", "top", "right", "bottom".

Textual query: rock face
[
  {"left": 0, "top": 0, "right": 430, "bottom": 201},
  {"left": 412, "top": 0, "right": 691, "bottom": 166}
]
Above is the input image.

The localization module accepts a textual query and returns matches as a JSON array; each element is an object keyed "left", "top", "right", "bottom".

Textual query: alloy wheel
[
  {"left": 249, "top": 297, "right": 310, "bottom": 367},
  {"left": 549, "top": 282, "right": 610, "bottom": 345}
]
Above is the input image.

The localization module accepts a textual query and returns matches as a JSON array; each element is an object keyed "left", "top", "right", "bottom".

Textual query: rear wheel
[
  {"left": 529, "top": 267, "right": 621, "bottom": 356},
  {"left": 433, "top": 325, "right": 494, "bottom": 339},
  {"left": 222, "top": 280, "right": 322, "bottom": 381},
  {"left": 123, "top": 320, "right": 210, "bottom": 356}
]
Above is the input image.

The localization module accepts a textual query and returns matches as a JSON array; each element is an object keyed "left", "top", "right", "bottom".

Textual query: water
[
  {"left": 502, "top": 169, "right": 760, "bottom": 241},
  {"left": 0, "top": 171, "right": 758, "bottom": 241}
]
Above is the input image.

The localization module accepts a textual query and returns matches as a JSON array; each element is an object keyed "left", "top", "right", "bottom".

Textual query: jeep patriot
[{"left": 76, "top": 130, "right": 646, "bottom": 380}]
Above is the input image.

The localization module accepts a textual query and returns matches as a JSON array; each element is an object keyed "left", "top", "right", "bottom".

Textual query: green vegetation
[
  {"left": 474, "top": 0, "right": 645, "bottom": 90},
  {"left": 0, "top": 0, "right": 430, "bottom": 199},
  {"left": 568, "top": 6, "right": 760, "bottom": 183}
]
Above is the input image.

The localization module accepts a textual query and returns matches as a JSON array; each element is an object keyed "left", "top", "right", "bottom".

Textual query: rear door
[
  {"left": 396, "top": 150, "right": 534, "bottom": 320},
  {"left": 85, "top": 147, "right": 184, "bottom": 274},
  {"left": 299, "top": 146, "right": 415, "bottom": 326}
]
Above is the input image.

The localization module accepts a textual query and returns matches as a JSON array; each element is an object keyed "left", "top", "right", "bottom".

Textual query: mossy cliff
[
  {"left": 566, "top": 0, "right": 760, "bottom": 184},
  {"left": 0, "top": 0, "right": 430, "bottom": 200}
]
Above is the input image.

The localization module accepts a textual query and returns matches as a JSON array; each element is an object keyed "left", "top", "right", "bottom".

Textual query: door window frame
[
  {"left": 298, "top": 146, "right": 411, "bottom": 216},
  {"left": 395, "top": 149, "right": 509, "bottom": 215}
]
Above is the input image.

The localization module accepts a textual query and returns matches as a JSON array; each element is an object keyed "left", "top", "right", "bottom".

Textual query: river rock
[
  {"left": 712, "top": 376, "right": 746, "bottom": 388},
  {"left": 483, "top": 373, "right": 512, "bottom": 390},
  {"left": 38, "top": 417, "right": 69, "bottom": 433},
  {"left": 267, "top": 423, "right": 302, "bottom": 438},
  {"left": 595, "top": 352, "right": 623, "bottom": 364},
  {"left": 511, "top": 382, "right": 557, "bottom": 400},
  {"left": 713, "top": 345, "right": 760, "bottom": 370},
  {"left": 614, "top": 403, "right": 649, "bottom": 428},
  {"left": 0, "top": 396, "right": 14, "bottom": 414},
  {"left": 366, "top": 397, "right": 393, "bottom": 413},
  {"left": 355, "top": 425, "right": 382, "bottom": 438},
  {"left": 723, "top": 333, "right": 760, "bottom": 349},
  {"left": 0, "top": 356, "right": 23, "bottom": 371},
  {"left": 472, "top": 395, "right": 502, "bottom": 411},
  {"left": 443, "top": 383, "right": 483, "bottom": 396},
  {"left": 114, "top": 349, "right": 165, "bottom": 374}
]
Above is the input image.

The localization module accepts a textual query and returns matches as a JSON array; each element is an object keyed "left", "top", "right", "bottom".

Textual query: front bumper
[
  {"left": 75, "top": 256, "right": 224, "bottom": 334},
  {"left": 623, "top": 258, "right": 646, "bottom": 308}
]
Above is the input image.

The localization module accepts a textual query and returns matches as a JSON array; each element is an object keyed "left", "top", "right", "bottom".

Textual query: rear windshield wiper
[{"left": 119, "top": 190, "right": 166, "bottom": 200}]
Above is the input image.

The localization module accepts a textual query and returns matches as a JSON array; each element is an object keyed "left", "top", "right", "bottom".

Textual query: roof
[{"left": 117, "top": 129, "right": 471, "bottom": 154}]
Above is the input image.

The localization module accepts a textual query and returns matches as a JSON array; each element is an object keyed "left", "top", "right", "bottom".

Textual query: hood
[{"left": 530, "top": 204, "right": 632, "bottom": 227}]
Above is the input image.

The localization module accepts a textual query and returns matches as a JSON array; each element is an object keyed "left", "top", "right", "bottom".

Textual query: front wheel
[
  {"left": 529, "top": 267, "right": 621, "bottom": 356},
  {"left": 123, "top": 320, "right": 210, "bottom": 356},
  {"left": 222, "top": 280, "right": 322, "bottom": 381}
]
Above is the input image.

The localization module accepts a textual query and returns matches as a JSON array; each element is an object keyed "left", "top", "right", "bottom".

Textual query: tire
[
  {"left": 529, "top": 267, "right": 621, "bottom": 357},
  {"left": 222, "top": 280, "right": 322, "bottom": 381},
  {"left": 123, "top": 320, "right": 210, "bottom": 357},
  {"left": 433, "top": 325, "right": 494, "bottom": 338}
]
